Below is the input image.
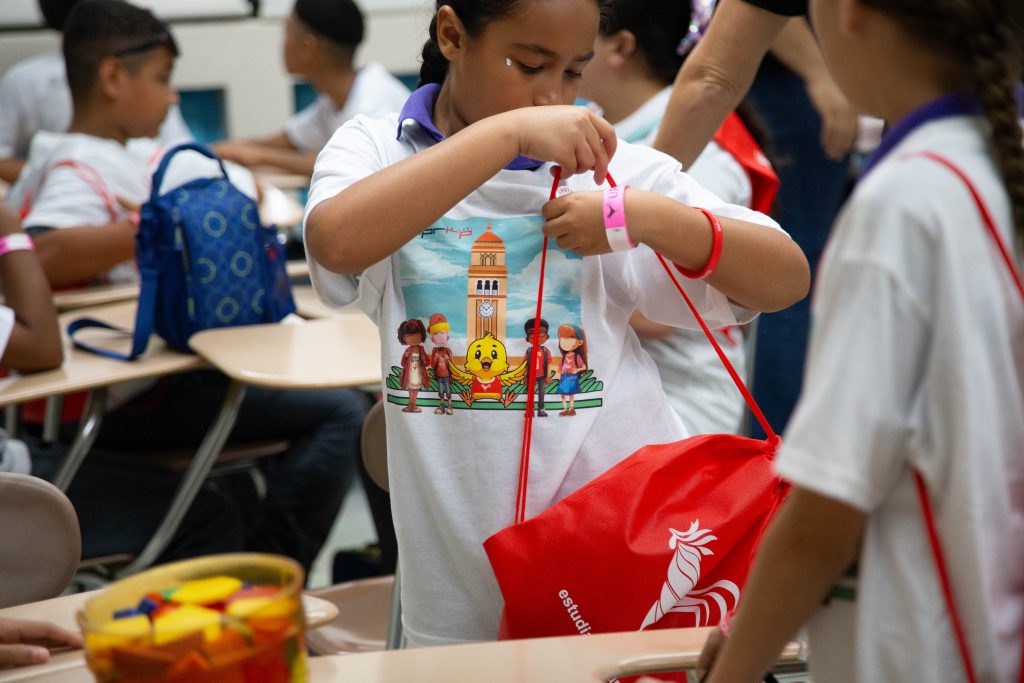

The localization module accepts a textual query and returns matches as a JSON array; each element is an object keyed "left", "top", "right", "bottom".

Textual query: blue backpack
[{"left": 69, "top": 143, "right": 296, "bottom": 359}]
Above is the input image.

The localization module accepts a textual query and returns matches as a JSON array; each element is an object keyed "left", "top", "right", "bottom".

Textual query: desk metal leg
[
  {"left": 53, "top": 388, "right": 107, "bottom": 491},
  {"left": 116, "top": 380, "right": 247, "bottom": 577},
  {"left": 4, "top": 405, "right": 19, "bottom": 438},
  {"left": 386, "top": 566, "right": 404, "bottom": 650},
  {"left": 42, "top": 396, "right": 64, "bottom": 444}
]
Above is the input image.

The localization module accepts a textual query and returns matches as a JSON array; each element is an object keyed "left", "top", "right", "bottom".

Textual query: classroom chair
[
  {"left": 71, "top": 439, "right": 292, "bottom": 587},
  {"left": 307, "top": 400, "right": 405, "bottom": 654},
  {"left": 0, "top": 472, "right": 81, "bottom": 608}
]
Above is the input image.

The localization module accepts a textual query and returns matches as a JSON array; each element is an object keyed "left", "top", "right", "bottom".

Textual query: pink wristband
[
  {"left": 603, "top": 185, "right": 635, "bottom": 252},
  {"left": 0, "top": 233, "right": 34, "bottom": 257}
]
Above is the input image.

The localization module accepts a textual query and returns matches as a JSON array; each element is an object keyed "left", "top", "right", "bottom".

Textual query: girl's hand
[
  {"left": 541, "top": 190, "right": 609, "bottom": 256},
  {"left": 502, "top": 107, "right": 617, "bottom": 182},
  {"left": 0, "top": 617, "right": 83, "bottom": 667}
]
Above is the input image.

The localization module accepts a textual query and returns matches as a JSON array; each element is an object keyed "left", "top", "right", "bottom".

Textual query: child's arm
[
  {"left": 32, "top": 221, "right": 135, "bottom": 288},
  {"left": 0, "top": 159, "right": 25, "bottom": 185},
  {"left": 306, "top": 106, "right": 616, "bottom": 275},
  {"left": 703, "top": 486, "right": 865, "bottom": 683},
  {"left": 542, "top": 188, "right": 810, "bottom": 312},
  {"left": 629, "top": 311, "right": 677, "bottom": 341},
  {"left": 0, "top": 202, "right": 62, "bottom": 371},
  {"left": 214, "top": 133, "right": 316, "bottom": 177}
]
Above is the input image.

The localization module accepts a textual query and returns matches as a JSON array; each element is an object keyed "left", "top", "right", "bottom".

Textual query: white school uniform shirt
[
  {"left": 6, "top": 131, "right": 259, "bottom": 404},
  {"left": 0, "top": 52, "right": 192, "bottom": 161},
  {"left": 284, "top": 63, "right": 409, "bottom": 155},
  {"left": 304, "top": 108, "right": 784, "bottom": 646},
  {"left": 776, "top": 115, "right": 1024, "bottom": 682},
  {"left": 613, "top": 86, "right": 750, "bottom": 435}
]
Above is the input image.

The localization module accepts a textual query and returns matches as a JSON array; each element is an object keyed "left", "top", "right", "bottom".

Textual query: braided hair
[{"left": 862, "top": 0, "right": 1024, "bottom": 250}]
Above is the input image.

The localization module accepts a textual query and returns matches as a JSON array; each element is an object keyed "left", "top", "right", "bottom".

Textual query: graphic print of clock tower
[{"left": 466, "top": 224, "right": 507, "bottom": 341}]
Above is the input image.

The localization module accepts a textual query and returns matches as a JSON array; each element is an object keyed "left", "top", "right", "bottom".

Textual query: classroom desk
[
  {"left": 0, "top": 302, "right": 205, "bottom": 490},
  {"left": 188, "top": 317, "right": 381, "bottom": 390},
  {"left": 0, "top": 624, "right": 804, "bottom": 682},
  {"left": 48, "top": 261, "right": 309, "bottom": 313},
  {"left": 0, "top": 591, "right": 340, "bottom": 683},
  {"left": 253, "top": 169, "right": 311, "bottom": 191},
  {"left": 291, "top": 285, "right": 368, "bottom": 321},
  {"left": 286, "top": 259, "right": 310, "bottom": 280},
  {"left": 52, "top": 284, "right": 139, "bottom": 312},
  {"left": 89, "top": 317, "right": 382, "bottom": 578}
]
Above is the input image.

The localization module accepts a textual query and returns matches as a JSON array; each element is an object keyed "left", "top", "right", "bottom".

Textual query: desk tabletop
[
  {"left": 52, "top": 284, "right": 139, "bottom": 312},
  {"left": 0, "top": 302, "right": 203, "bottom": 406},
  {"left": 45, "top": 261, "right": 308, "bottom": 315},
  {"left": 253, "top": 170, "right": 310, "bottom": 191},
  {"left": 286, "top": 260, "right": 309, "bottom": 280},
  {"left": 292, "top": 285, "right": 368, "bottom": 321},
  {"left": 188, "top": 317, "right": 381, "bottom": 390},
  {"left": 0, "top": 591, "right": 340, "bottom": 683},
  {"left": 0, "top": 625, "right": 797, "bottom": 682}
]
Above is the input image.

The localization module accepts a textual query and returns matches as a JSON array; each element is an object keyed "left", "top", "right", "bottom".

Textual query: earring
[{"left": 505, "top": 57, "right": 513, "bottom": 67}]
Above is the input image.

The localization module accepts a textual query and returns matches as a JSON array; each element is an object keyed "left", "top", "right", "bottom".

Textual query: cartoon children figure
[
  {"left": 428, "top": 313, "right": 454, "bottom": 415},
  {"left": 524, "top": 317, "right": 553, "bottom": 417},
  {"left": 398, "top": 318, "right": 428, "bottom": 413},
  {"left": 556, "top": 324, "right": 588, "bottom": 416}
]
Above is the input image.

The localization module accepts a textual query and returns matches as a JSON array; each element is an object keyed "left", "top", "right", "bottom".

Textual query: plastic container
[{"left": 78, "top": 553, "right": 307, "bottom": 683}]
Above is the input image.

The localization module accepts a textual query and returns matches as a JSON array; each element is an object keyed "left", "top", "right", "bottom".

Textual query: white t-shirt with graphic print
[
  {"left": 776, "top": 116, "right": 1024, "bottom": 682},
  {"left": 305, "top": 111, "right": 785, "bottom": 647}
]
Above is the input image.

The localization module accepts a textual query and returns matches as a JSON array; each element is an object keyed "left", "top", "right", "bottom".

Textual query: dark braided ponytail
[
  {"left": 861, "top": 0, "right": 1024, "bottom": 251},
  {"left": 418, "top": 0, "right": 613, "bottom": 88},
  {"left": 966, "top": 21, "right": 1024, "bottom": 250},
  {"left": 417, "top": 0, "right": 522, "bottom": 87}
]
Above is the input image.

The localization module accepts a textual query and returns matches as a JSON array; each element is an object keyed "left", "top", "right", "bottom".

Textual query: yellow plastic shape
[
  {"left": 226, "top": 595, "right": 297, "bottom": 620},
  {"left": 169, "top": 575, "right": 243, "bottom": 605},
  {"left": 154, "top": 604, "right": 223, "bottom": 644},
  {"left": 85, "top": 614, "right": 152, "bottom": 650}
]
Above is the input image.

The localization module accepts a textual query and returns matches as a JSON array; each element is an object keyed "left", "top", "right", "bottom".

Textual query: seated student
[
  {"left": 0, "top": 198, "right": 245, "bottom": 564},
  {"left": 0, "top": 0, "right": 192, "bottom": 185},
  {"left": 6, "top": 0, "right": 370, "bottom": 574},
  {"left": 213, "top": 0, "right": 409, "bottom": 176},
  {"left": 578, "top": 0, "right": 779, "bottom": 435}
]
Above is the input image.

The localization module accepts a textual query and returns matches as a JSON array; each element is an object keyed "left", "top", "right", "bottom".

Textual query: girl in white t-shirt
[
  {"left": 579, "top": 0, "right": 780, "bottom": 436},
  {"left": 304, "top": 0, "right": 809, "bottom": 646},
  {"left": 701, "top": 0, "right": 1024, "bottom": 681}
]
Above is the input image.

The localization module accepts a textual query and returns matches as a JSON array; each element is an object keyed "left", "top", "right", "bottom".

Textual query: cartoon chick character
[{"left": 448, "top": 332, "right": 528, "bottom": 407}]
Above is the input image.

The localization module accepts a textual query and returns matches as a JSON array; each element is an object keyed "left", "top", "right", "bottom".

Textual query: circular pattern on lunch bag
[
  {"left": 230, "top": 250, "right": 253, "bottom": 278},
  {"left": 203, "top": 211, "right": 228, "bottom": 238},
  {"left": 215, "top": 297, "right": 240, "bottom": 323}
]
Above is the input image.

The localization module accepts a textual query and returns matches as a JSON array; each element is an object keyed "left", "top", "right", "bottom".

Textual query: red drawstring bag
[{"left": 484, "top": 170, "right": 788, "bottom": 640}]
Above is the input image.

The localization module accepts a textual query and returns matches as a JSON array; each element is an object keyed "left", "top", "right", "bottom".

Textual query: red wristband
[{"left": 675, "top": 207, "right": 722, "bottom": 279}]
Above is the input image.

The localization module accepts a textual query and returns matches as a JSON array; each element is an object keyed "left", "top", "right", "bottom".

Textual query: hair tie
[{"left": 678, "top": 0, "right": 717, "bottom": 56}]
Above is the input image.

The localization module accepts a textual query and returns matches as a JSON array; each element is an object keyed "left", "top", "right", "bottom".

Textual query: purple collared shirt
[{"left": 396, "top": 83, "right": 543, "bottom": 171}]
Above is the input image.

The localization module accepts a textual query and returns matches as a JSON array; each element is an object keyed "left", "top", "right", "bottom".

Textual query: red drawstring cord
[
  {"left": 653, "top": 253, "right": 776, "bottom": 441},
  {"left": 514, "top": 169, "right": 777, "bottom": 524}
]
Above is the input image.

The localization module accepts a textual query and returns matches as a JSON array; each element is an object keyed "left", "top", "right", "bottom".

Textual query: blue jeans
[
  {"left": 746, "top": 68, "right": 852, "bottom": 438},
  {"left": 94, "top": 370, "right": 371, "bottom": 571}
]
